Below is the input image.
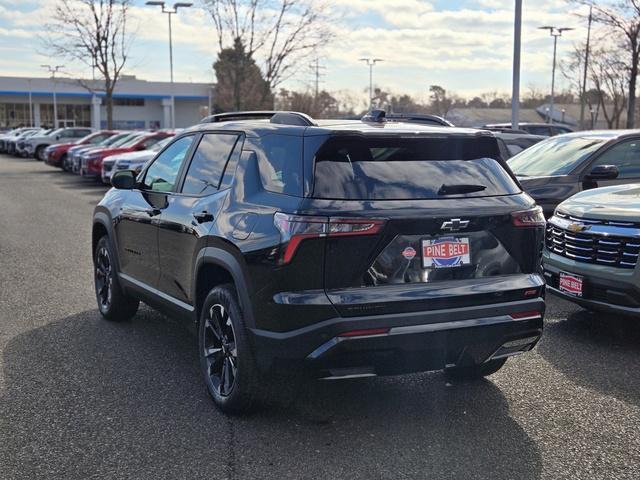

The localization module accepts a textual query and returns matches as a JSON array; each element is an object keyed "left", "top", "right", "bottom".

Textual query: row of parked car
[{"left": 0, "top": 126, "right": 178, "bottom": 183}]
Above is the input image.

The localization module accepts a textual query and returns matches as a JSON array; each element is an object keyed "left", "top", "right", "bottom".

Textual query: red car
[
  {"left": 81, "top": 131, "right": 173, "bottom": 178},
  {"left": 44, "top": 130, "right": 117, "bottom": 168}
]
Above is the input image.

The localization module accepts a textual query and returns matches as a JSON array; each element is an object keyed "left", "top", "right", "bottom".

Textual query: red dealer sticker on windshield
[{"left": 422, "top": 237, "right": 471, "bottom": 268}]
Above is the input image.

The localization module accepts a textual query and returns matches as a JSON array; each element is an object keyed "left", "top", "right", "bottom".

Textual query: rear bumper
[{"left": 249, "top": 297, "right": 544, "bottom": 378}]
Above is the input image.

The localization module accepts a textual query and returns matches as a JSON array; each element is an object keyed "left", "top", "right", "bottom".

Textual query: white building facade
[{"left": 0, "top": 75, "right": 213, "bottom": 130}]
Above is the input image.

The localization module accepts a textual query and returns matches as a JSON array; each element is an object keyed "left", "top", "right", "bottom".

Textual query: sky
[{"left": 0, "top": 0, "right": 592, "bottom": 106}]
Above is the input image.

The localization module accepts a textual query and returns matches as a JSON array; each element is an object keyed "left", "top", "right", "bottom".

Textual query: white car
[{"left": 101, "top": 136, "right": 174, "bottom": 184}]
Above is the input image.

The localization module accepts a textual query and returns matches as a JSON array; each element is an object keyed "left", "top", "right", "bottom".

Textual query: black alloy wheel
[
  {"left": 203, "top": 303, "right": 238, "bottom": 397},
  {"left": 95, "top": 245, "right": 113, "bottom": 313},
  {"left": 93, "top": 236, "right": 139, "bottom": 321},
  {"left": 199, "top": 285, "right": 261, "bottom": 413}
]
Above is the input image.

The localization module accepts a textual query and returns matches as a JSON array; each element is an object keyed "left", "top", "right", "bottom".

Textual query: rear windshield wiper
[{"left": 437, "top": 184, "right": 487, "bottom": 196}]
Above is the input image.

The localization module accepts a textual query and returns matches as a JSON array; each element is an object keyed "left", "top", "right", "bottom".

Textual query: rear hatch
[{"left": 302, "top": 133, "right": 544, "bottom": 317}]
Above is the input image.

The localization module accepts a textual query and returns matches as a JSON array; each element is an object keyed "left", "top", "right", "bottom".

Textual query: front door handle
[
  {"left": 193, "top": 210, "right": 214, "bottom": 223},
  {"left": 145, "top": 208, "right": 161, "bottom": 217}
]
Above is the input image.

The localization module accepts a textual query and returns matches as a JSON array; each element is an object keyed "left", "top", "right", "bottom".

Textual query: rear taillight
[
  {"left": 512, "top": 207, "right": 545, "bottom": 227},
  {"left": 274, "top": 212, "right": 384, "bottom": 264}
]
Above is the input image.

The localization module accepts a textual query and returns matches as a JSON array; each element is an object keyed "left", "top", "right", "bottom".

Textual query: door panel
[
  {"left": 117, "top": 135, "right": 196, "bottom": 289},
  {"left": 157, "top": 192, "right": 229, "bottom": 303},
  {"left": 156, "top": 133, "right": 240, "bottom": 304},
  {"left": 114, "top": 190, "right": 163, "bottom": 287}
]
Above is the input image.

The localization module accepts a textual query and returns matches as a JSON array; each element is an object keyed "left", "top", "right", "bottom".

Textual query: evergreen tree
[{"left": 213, "top": 38, "right": 273, "bottom": 112}]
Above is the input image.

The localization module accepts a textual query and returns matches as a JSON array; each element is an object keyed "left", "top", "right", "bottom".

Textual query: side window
[
  {"left": 527, "top": 126, "right": 551, "bottom": 136},
  {"left": 142, "top": 136, "right": 194, "bottom": 192},
  {"left": 592, "top": 140, "right": 640, "bottom": 179},
  {"left": 142, "top": 136, "right": 162, "bottom": 149},
  {"left": 181, "top": 133, "right": 238, "bottom": 195},
  {"left": 255, "top": 134, "right": 303, "bottom": 196}
]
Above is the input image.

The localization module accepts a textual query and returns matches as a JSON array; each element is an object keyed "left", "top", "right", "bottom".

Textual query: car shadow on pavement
[
  {"left": 1, "top": 309, "right": 542, "bottom": 480},
  {"left": 538, "top": 308, "right": 640, "bottom": 407}
]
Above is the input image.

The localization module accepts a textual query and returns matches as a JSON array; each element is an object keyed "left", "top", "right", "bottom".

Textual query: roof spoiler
[{"left": 361, "top": 109, "right": 387, "bottom": 123}]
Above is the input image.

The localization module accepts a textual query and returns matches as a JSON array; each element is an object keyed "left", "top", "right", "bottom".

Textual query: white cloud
[{"left": 0, "top": 0, "right": 593, "bottom": 98}]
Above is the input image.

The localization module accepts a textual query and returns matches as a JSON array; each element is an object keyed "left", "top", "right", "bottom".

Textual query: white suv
[{"left": 25, "top": 127, "right": 93, "bottom": 161}]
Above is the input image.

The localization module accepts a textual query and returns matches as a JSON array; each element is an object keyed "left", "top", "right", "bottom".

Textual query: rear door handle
[
  {"left": 193, "top": 210, "right": 214, "bottom": 223},
  {"left": 145, "top": 208, "right": 161, "bottom": 217}
]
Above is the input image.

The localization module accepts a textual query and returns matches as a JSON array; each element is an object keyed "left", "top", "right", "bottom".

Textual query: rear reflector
[
  {"left": 274, "top": 212, "right": 384, "bottom": 264},
  {"left": 338, "top": 328, "right": 390, "bottom": 337},
  {"left": 510, "top": 310, "right": 542, "bottom": 320}
]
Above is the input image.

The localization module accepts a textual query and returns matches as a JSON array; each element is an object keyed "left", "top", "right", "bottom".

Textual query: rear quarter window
[
  {"left": 255, "top": 134, "right": 303, "bottom": 196},
  {"left": 312, "top": 135, "right": 520, "bottom": 200}
]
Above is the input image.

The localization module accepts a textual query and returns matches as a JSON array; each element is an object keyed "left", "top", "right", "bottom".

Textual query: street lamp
[
  {"left": 146, "top": 1, "right": 193, "bottom": 128},
  {"left": 359, "top": 58, "right": 384, "bottom": 110},
  {"left": 41, "top": 64, "right": 64, "bottom": 128},
  {"left": 538, "top": 26, "right": 574, "bottom": 125}
]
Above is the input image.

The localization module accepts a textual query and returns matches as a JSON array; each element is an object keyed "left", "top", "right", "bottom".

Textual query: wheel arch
[
  {"left": 193, "top": 246, "right": 255, "bottom": 329},
  {"left": 92, "top": 211, "right": 121, "bottom": 271}
]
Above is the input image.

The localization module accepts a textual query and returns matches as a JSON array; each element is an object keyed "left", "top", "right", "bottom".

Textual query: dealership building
[{"left": 0, "top": 75, "right": 213, "bottom": 130}]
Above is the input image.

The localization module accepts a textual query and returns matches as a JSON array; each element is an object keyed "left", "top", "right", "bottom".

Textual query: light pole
[
  {"left": 359, "top": 58, "right": 384, "bottom": 110},
  {"left": 539, "top": 26, "right": 574, "bottom": 124},
  {"left": 41, "top": 64, "right": 64, "bottom": 128},
  {"left": 511, "top": 0, "right": 522, "bottom": 130},
  {"left": 146, "top": 1, "right": 193, "bottom": 128}
]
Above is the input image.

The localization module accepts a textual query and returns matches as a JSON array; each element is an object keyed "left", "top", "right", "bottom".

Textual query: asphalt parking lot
[{"left": 1, "top": 154, "right": 639, "bottom": 480}]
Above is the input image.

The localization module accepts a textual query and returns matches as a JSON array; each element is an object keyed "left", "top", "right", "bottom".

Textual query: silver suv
[
  {"left": 24, "top": 127, "right": 93, "bottom": 161},
  {"left": 543, "top": 184, "right": 640, "bottom": 317}
]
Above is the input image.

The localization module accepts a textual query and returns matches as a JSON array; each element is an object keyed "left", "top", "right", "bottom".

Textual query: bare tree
[
  {"left": 43, "top": 0, "right": 133, "bottom": 128},
  {"left": 574, "top": 1, "right": 640, "bottom": 128},
  {"left": 563, "top": 42, "right": 628, "bottom": 128},
  {"left": 202, "top": 0, "right": 332, "bottom": 95}
]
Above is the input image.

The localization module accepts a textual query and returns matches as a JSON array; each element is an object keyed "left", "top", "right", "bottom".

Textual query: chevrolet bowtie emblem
[
  {"left": 441, "top": 219, "right": 470, "bottom": 231},
  {"left": 567, "top": 223, "right": 589, "bottom": 233}
]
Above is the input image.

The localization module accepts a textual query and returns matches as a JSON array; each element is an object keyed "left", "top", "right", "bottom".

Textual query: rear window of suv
[{"left": 312, "top": 135, "right": 520, "bottom": 200}]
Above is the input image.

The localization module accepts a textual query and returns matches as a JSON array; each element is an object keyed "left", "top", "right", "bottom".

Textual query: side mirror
[
  {"left": 136, "top": 144, "right": 146, "bottom": 151},
  {"left": 55, "top": 135, "right": 60, "bottom": 140},
  {"left": 587, "top": 164, "right": 619, "bottom": 180},
  {"left": 111, "top": 170, "right": 137, "bottom": 189}
]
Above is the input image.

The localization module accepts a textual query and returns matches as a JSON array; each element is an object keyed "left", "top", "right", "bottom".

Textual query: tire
[
  {"left": 444, "top": 358, "right": 507, "bottom": 380},
  {"left": 94, "top": 236, "right": 139, "bottom": 321},
  {"left": 35, "top": 145, "right": 46, "bottom": 161},
  {"left": 199, "top": 284, "right": 261, "bottom": 414}
]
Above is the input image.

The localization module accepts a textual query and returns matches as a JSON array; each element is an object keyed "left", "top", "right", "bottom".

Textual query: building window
[
  {"left": 39, "top": 104, "right": 91, "bottom": 128},
  {"left": 0, "top": 103, "right": 33, "bottom": 128},
  {"left": 113, "top": 97, "right": 145, "bottom": 107}
]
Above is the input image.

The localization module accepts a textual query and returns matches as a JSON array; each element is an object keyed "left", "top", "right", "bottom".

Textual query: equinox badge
[{"left": 441, "top": 218, "right": 470, "bottom": 232}]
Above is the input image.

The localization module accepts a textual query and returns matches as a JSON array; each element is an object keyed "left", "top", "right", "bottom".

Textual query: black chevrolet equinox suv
[{"left": 93, "top": 110, "right": 546, "bottom": 412}]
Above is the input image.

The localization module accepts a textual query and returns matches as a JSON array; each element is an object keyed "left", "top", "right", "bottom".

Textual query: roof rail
[
  {"left": 199, "top": 110, "right": 317, "bottom": 127},
  {"left": 200, "top": 111, "right": 277, "bottom": 123}
]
